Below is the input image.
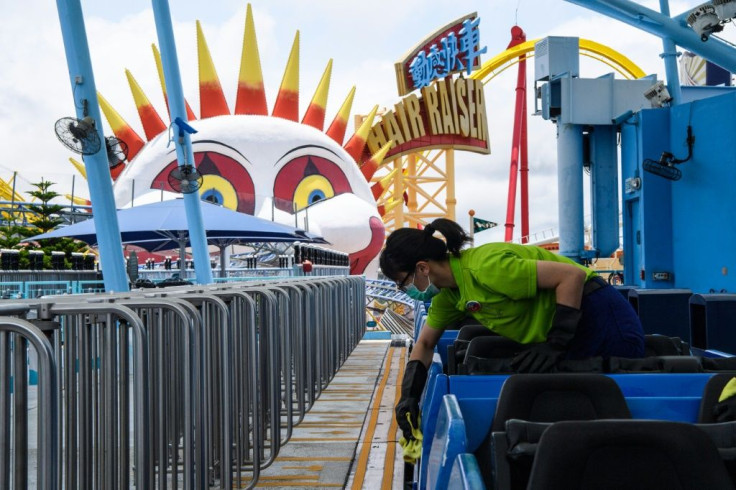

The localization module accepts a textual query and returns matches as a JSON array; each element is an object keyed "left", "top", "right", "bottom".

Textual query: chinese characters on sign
[{"left": 409, "top": 17, "right": 487, "bottom": 91}]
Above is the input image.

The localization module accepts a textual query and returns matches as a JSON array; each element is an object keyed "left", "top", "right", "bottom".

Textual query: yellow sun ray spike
[
  {"left": 372, "top": 167, "right": 398, "bottom": 200},
  {"left": 378, "top": 198, "right": 402, "bottom": 216},
  {"left": 235, "top": 3, "right": 268, "bottom": 115},
  {"left": 343, "top": 104, "right": 378, "bottom": 163},
  {"left": 197, "top": 20, "right": 230, "bottom": 118},
  {"left": 302, "top": 59, "right": 332, "bottom": 130},
  {"left": 272, "top": 31, "right": 300, "bottom": 121},
  {"left": 125, "top": 69, "right": 166, "bottom": 140},
  {"left": 326, "top": 86, "right": 355, "bottom": 145},
  {"left": 97, "top": 92, "right": 145, "bottom": 177},
  {"left": 360, "top": 140, "right": 393, "bottom": 181},
  {"left": 152, "top": 44, "right": 197, "bottom": 121},
  {"left": 68, "top": 157, "right": 87, "bottom": 180},
  {"left": 65, "top": 194, "right": 90, "bottom": 206}
]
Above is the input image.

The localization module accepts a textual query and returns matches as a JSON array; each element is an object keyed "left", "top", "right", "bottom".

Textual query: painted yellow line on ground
[
  {"left": 383, "top": 347, "right": 407, "bottom": 489},
  {"left": 289, "top": 437, "right": 356, "bottom": 442},
  {"left": 312, "top": 398, "right": 372, "bottom": 402},
  {"left": 254, "top": 483, "right": 344, "bottom": 488},
  {"left": 259, "top": 475, "right": 318, "bottom": 480},
  {"left": 320, "top": 389, "right": 374, "bottom": 393},
  {"left": 351, "top": 347, "right": 396, "bottom": 490},
  {"left": 276, "top": 456, "right": 352, "bottom": 462},
  {"left": 306, "top": 410, "right": 366, "bottom": 414},
  {"left": 282, "top": 465, "right": 323, "bottom": 471}
]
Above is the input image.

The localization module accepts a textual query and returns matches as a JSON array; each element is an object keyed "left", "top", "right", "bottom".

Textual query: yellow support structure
[
  {"left": 374, "top": 148, "right": 456, "bottom": 234},
  {"left": 374, "top": 38, "right": 644, "bottom": 235}
]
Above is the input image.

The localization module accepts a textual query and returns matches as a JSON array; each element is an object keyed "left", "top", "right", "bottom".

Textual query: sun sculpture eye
[
  {"left": 273, "top": 154, "right": 352, "bottom": 213},
  {"left": 151, "top": 150, "right": 256, "bottom": 214}
]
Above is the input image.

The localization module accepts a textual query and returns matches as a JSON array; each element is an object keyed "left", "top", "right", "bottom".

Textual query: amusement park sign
[
  {"left": 394, "top": 13, "right": 487, "bottom": 96},
  {"left": 366, "top": 76, "right": 489, "bottom": 160},
  {"left": 368, "top": 13, "right": 490, "bottom": 161}
]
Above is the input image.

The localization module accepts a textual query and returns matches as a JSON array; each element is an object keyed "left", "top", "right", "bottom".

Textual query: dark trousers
[{"left": 568, "top": 281, "right": 645, "bottom": 359}]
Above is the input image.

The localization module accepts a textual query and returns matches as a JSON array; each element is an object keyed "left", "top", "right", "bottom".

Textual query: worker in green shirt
[{"left": 379, "top": 218, "right": 644, "bottom": 446}]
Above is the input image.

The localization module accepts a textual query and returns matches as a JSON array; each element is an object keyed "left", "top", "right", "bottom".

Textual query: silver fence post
[{"left": 0, "top": 317, "right": 59, "bottom": 490}]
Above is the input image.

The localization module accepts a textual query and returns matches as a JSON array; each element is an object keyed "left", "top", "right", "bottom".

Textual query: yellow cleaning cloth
[
  {"left": 398, "top": 412, "right": 423, "bottom": 464},
  {"left": 718, "top": 377, "right": 736, "bottom": 403}
]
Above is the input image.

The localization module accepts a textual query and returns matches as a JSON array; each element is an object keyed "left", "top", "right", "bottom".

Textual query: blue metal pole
[
  {"left": 151, "top": 0, "right": 213, "bottom": 285},
  {"left": 566, "top": 0, "right": 736, "bottom": 74},
  {"left": 659, "top": 0, "right": 682, "bottom": 106},
  {"left": 56, "top": 0, "right": 129, "bottom": 293},
  {"left": 620, "top": 119, "right": 639, "bottom": 286},
  {"left": 557, "top": 122, "right": 585, "bottom": 263},
  {"left": 591, "top": 126, "right": 619, "bottom": 258}
]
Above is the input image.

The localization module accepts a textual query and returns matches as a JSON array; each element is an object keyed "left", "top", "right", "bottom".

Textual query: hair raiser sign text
[{"left": 366, "top": 77, "right": 490, "bottom": 159}]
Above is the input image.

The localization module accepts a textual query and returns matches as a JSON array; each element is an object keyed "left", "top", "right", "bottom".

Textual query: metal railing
[
  {"left": 0, "top": 317, "right": 58, "bottom": 490},
  {"left": 0, "top": 275, "right": 365, "bottom": 489}
]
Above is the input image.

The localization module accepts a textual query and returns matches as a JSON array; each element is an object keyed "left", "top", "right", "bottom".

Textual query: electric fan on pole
[{"left": 167, "top": 164, "right": 203, "bottom": 194}]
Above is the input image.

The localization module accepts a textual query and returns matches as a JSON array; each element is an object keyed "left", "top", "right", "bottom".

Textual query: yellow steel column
[
  {"left": 407, "top": 153, "right": 418, "bottom": 228},
  {"left": 445, "top": 149, "right": 456, "bottom": 221},
  {"left": 393, "top": 157, "right": 405, "bottom": 229}
]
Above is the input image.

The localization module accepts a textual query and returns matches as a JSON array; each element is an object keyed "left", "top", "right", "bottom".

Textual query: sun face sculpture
[{"left": 96, "top": 5, "right": 393, "bottom": 275}]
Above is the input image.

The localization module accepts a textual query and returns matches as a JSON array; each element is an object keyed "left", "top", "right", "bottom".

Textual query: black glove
[
  {"left": 396, "top": 360, "right": 428, "bottom": 440},
  {"left": 511, "top": 304, "right": 582, "bottom": 373},
  {"left": 511, "top": 342, "right": 565, "bottom": 373},
  {"left": 713, "top": 397, "right": 736, "bottom": 422}
]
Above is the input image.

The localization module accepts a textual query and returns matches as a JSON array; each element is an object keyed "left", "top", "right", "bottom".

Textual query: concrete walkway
[{"left": 253, "top": 339, "right": 407, "bottom": 489}]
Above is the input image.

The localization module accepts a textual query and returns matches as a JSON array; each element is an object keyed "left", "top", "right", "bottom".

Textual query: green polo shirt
[{"left": 425, "top": 243, "right": 596, "bottom": 343}]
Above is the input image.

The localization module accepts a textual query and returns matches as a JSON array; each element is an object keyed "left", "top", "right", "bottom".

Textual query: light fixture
[
  {"left": 687, "top": 3, "right": 724, "bottom": 41},
  {"left": 642, "top": 126, "right": 695, "bottom": 181},
  {"left": 643, "top": 81, "right": 672, "bottom": 108},
  {"left": 713, "top": 0, "right": 736, "bottom": 21}
]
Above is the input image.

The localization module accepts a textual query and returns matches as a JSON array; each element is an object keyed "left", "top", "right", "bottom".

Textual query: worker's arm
[
  {"left": 396, "top": 324, "right": 445, "bottom": 441},
  {"left": 535, "top": 260, "right": 586, "bottom": 308},
  {"left": 511, "top": 261, "right": 586, "bottom": 373},
  {"left": 409, "top": 324, "right": 445, "bottom": 368}
]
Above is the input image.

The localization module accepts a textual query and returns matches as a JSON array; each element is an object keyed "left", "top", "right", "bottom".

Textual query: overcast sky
[{"left": 1, "top": 0, "right": 732, "bottom": 245}]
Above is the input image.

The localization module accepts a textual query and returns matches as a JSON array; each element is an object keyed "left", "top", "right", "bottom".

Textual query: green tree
[
  {"left": 0, "top": 223, "right": 33, "bottom": 268},
  {"left": 22, "top": 179, "right": 90, "bottom": 269}
]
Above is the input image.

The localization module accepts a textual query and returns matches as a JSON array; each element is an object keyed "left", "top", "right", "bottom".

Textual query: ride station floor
[{"left": 253, "top": 339, "right": 407, "bottom": 489}]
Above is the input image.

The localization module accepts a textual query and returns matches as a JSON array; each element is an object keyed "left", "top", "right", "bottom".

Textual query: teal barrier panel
[
  {"left": 0, "top": 281, "right": 24, "bottom": 299},
  {"left": 24, "top": 281, "right": 72, "bottom": 299},
  {"left": 74, "top": 280, "right": 105, "bottom": 294}
]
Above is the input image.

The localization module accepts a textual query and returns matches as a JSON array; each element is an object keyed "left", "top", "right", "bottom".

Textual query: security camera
[
  {"left": 643, "top": 81, "right": 672, "bottom": 108},
  {"left": 713, "top": 0, "right": 736, "bottom": 21},
  {"left": 687, "top": 3, "right": 724, "bottom": 41}
]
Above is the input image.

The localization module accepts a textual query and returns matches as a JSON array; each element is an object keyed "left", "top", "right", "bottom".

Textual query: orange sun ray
[
  {"left": 343, "top": 105, "right": 378, "bottom": 164},
  {"left": 272, "top": 31, "right": 300, "bottom": 121},
  {"left": 302, "top": 59, "right": 332, "bottom": 130},
  {"left": 125, "top": 69, "right": 166, "bottom": 140},
  {"left": 360, "top": 141, "right": 393, "bottom": 181},
  {"left": 152, "top": 44, "right": 197, "bottom": 121},
  {"left": 97, "top": 92, "right": 145, "bottom": 178},
  {"left": 235, "top": 3, "right": 268, "bottom": 115},
  {"left": 197, "top": 20, "right": 230, "bottom": 118},
  {"left": 326, "top": 86, "right": 355, "bottom": 145}
]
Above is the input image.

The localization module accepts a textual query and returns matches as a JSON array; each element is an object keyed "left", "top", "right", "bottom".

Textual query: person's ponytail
[
  {"left": 428, "top": 218, "right": 471, "bottom": 257},
  {"left": 380, "top": 219, "right": 471, "bottom": 280}
]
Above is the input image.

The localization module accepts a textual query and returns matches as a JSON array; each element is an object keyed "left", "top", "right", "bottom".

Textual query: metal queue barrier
[
  {"left": 0, "top": 275, "right": 364, "bottom": 489},
  {"left": 0, "top": 317, "right": 58, "bottom": 490}
]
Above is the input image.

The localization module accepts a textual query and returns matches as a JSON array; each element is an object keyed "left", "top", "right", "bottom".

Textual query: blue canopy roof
[{"left": 25, "top": 199, "right": 326, "bottom": 251}]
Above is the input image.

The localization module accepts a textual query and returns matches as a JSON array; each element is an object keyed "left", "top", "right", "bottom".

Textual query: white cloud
[{"left": 1, "top": 0, "right": 732, "bottom": 245}]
